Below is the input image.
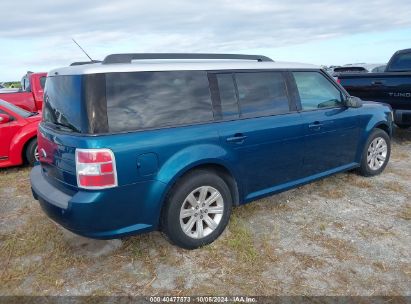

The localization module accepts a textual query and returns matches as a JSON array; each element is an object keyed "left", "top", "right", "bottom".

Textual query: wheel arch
[
  {"left": 21, "top": 136, "right": 37, "bottom": 163},
  {"left": 356, "top": 121, "right": 392, "bottom": 166},
  {"left": 9, "top": 133, "right": 37, "bottom": 165},
  {"left": 157, "top": 161, "right": 241, "bottom": 230},
  {"left": 373, "top": 122, "right": 392, "bottom": 137},
  {"left": 164, "top": 162, "right": 241, "bottom": 206}
]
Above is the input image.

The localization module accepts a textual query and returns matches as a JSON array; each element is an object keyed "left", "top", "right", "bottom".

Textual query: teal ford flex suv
[{"left": 30, "top": 53, "right": 393, "bottom": 249}]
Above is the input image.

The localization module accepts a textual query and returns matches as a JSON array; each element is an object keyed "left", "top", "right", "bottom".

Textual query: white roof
[{"left": 48, "top": 60, "right": 319, "bottom": 76}]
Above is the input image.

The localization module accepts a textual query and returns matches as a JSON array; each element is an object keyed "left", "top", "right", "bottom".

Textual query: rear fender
[{"left": 155, "top": 143, "right": 242, "bottom": 212}]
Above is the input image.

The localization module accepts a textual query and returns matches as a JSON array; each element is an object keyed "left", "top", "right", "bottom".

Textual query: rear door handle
[
  {"left": 372, "top": 80, "right": 385, "bottom": 86},
  {"left": 226, "top": 134, "right": 247, "bottom": 144}
]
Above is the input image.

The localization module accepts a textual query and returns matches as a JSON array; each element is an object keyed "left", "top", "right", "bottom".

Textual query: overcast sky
[{"left": 1, "top": 0, "right": 411, "bottom": 81}]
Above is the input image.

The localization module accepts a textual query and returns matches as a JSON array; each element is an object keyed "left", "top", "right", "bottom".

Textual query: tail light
[
  {"left": 336, "top": 78, "right": 341, "bottom": 84},
  {"left": 75, "top": 148, "right": 118, "bottom": 189}
]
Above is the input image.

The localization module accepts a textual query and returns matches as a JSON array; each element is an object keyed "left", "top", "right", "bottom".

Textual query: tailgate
[{"left": 339, "top": 73, "right": 411, "bottom": 110}]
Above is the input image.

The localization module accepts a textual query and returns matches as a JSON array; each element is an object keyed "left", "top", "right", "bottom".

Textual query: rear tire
[
  {"left": 161, "top": 170, "right": 232, "bottom": 249},
  {"left": 357, "top": 129, "right": 390, "bottom": 177},
  {"left": 25, "top": 138, "right": 38, "bottom": 166}
]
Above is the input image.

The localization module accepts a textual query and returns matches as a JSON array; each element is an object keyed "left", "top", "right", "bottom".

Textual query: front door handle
[
  {"left": 308, "top": 121, "right": 323, "bottom": 129},
  {"left": 226, "top": 134, "right": 248, "bottom": 144}
]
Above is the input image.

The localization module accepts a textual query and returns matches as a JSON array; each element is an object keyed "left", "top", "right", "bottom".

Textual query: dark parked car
[
  {"left": 31, "top": 53, "right": 393, "bottom": 249},
  {"left": 332, "top": 63, "right": 387, "bottom": 77},
  {"left": 338, "top": 48, "right": 411, "bottom": 128}
]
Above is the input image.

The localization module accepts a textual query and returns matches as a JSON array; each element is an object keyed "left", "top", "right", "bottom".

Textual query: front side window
[
  {"left": 235, "top": 72, "right": 290, "bottom": 117},
  {"left": 293, "top": 72, "right": 344, "bottom": 110},
  {"left": 106, "top": 71, "right": 213, "bottom": 132}
]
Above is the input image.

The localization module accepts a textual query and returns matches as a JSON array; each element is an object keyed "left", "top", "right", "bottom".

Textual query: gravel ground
[{"left": 0, "top": 127, "right": 410, "bottom": 296}]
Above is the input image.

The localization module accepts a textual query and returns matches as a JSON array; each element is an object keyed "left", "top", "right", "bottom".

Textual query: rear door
[
  {"left": 209, "top": 71, "right": 305, "bottom": 199},
  {"left": 291, "top": 71, "right": 361, "bottom": 176}
]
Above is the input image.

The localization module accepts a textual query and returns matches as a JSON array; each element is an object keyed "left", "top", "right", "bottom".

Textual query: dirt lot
[{"left": 0, "top": 128, "right": 410, "bottom": 296}]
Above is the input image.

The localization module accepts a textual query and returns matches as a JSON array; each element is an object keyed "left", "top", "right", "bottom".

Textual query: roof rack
[
  {"left": 102, "top": 53, "right": 273, "bottom": 64},
  {"left": 70, "top": 60, "right": 101, "bottom": 66}
]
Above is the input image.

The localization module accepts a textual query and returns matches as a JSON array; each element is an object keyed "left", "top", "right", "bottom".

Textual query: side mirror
[
  {"left": 0, "top": 114, "right": 11, "bottom": 124},
  {"left": 346, "top": 96, "right": 362, "bottom": 108}
]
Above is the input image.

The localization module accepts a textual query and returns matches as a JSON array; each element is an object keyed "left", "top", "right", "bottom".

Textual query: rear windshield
[
  {"left": 43, "top": 76, "right": 85, "bottom": 133},
  {"left": 388, "top": 52, "right": 411, "bottom": 71}
]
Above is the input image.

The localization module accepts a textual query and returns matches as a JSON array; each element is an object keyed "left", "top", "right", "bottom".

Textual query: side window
[
  {"left": 215, "top": 74, "right": 239, "bottom": 119},
  {"left": 235, "top": 72, "right": 290, "bottom": 117},
  {"left": 21, "top": 76, "right": 29, "bottom": 92},
  {"left": 293, "top": 72, "right": 344, "bottom": 110},
  {"left": 106, "top": 71, "right": 213, "bottom": 132},
  {"left": 40, "top": 77, "right": 47, "bottom": 89}
]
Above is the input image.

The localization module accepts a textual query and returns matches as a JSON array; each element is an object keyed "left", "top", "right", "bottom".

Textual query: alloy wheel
[
  {"left": 179, "top": 186, "right": 224, "bottom": 239},
  {"left": 34, "top": 146, "right": 39, "bottom": 161},
  {"left": 367, "top": 137, "right": 387, "bottom": 170}
]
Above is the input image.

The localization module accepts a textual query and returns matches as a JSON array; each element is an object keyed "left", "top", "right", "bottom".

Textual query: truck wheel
[
  {"left": 25, "top": 138, "right": 38, "bottom": 166},
  {"left": 161, "top": 170, "right": 232, "bottom": 249},
  {"left": 358, "top": 129, "right": 391, "bottom": 177}
]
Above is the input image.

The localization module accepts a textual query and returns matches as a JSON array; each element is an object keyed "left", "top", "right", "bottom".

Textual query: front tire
[
  {"left": 25, "top": 138, "right": 38, "bottom": 166},
  {"left": 161, "top": 170, "right": 232, "bottom": 249},
  {"left": 358, "top": 129, "right": 390, "bottom": 177}
]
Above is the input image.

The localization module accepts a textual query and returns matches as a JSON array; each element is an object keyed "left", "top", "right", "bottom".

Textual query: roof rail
[
  {"left": 102, "top": 53, "right": 273, "bottom": 64},
  {"left": 70, "top": 60, "right": 101, "bottom": 66}
]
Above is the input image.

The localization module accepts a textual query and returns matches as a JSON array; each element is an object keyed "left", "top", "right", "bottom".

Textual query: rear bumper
[
  {"left": 30, "top": 165, "right": 167, "bottom": 239},
  {"left": 394, "top": 109, "right": 411, "bottom": 126}
]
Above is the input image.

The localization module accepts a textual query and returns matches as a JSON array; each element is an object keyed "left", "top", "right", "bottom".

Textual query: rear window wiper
[{"left": 51, "top": 122, "right": 79, "bottom": 133}]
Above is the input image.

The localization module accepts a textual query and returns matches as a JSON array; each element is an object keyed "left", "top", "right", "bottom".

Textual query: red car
[{"left": 0, "top": 99, "right": 41, "bottom": 168}]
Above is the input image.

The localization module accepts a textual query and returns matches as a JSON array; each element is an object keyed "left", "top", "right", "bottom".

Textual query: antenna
[{"left": 72, "top": 38, "right": 93, "bottom": 61}]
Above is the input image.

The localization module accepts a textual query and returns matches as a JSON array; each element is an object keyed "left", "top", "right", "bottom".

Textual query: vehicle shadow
[
  {"left": 0, "top": 164, "right": 31, "bottom": 173},
  {"left": 392, "top": 126, "right": 411, "bottom": 144}
]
